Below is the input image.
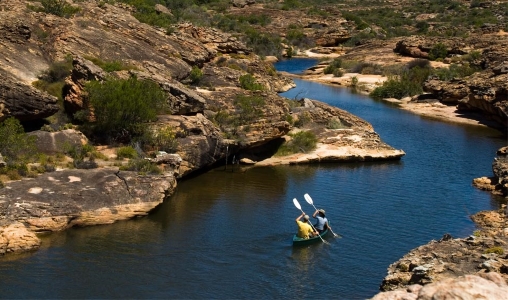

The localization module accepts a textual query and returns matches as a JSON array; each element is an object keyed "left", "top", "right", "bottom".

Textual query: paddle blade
[
  {"left": 304, "top": 193, "right": 313, "bottom": 205},
  {"left": 293, "top": 198, "right": 302, "bottom": 210}
]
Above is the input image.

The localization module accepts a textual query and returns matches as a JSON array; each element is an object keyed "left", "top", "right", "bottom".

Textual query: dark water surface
[{"left": 0, "top": 59, "right": 506, "bottom": 299}]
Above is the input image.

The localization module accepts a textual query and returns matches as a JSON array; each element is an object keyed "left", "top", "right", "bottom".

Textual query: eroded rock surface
[{"left": 0, "top": 168, "right": 177, "bottom": 254}]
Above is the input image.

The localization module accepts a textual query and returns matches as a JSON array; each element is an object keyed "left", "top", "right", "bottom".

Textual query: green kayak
[{"left": 292, "top": 226, "right": 330, "bottom": 246}]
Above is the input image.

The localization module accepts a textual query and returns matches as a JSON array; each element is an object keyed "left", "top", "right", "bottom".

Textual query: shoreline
[{"left": 279, "top": 59, "right": 497, "bottom": 130}]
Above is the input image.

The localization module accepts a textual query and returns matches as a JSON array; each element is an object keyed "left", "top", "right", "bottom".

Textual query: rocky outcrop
[
  {"left": 378, "top": 208, "right": 508, "bottom": 293},
  {"left": 0, "top": 168, "right": 177, "bottom": 231},
  {"left": 227, "top": 4, "right": 351, "bottom": 48},
  {"left": 0, "top": 221, "right": 41, "bottom": 255},
  {"left": 0, "top": 167, "right": 178, "bottom": 254},
  {"left": 373, "top": 272, "right": 508, "bottom": 300},
  {"left": 0, "top": 70, "right": 59, "bottom": 122},
  {"left": 29, "top": 129, "right": 88, "bottom": 155},
  {"left": 394, "top": 36, "right": 473, "bottom": 59},
  {"left": 474, "top": 146, "right": 508, "bottom": 197},
  {"left": 394, "top": 35, "right": 508, "bottom": 133}
]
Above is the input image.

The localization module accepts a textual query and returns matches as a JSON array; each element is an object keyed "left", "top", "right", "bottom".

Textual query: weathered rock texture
[
  {"left": 0, "top": 167, "right": 177, "bottom": 254},
  {"left": 372, "top": 272, "right": 508, "bottom": 300},
  {"left": 395, "top": 36, "right": 508, "bottom": 133},
  {"left": 474, "top": 146, "right": 508, "bottom": 198},
  {"left": 378, "top": 209, "right": 508, "bottom": 293}
]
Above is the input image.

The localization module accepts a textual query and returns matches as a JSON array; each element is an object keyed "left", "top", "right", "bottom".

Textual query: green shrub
[
  {"left": 0, "top": 118, "right": 38, "bottom": 167},
  {"left": 153, "top": 126, "right": 178, "bottom": 153},
  {"left": 370, "top": 77, "right": 422, "bottom": 99},
  {"left": 485, "top": 246, "right": 504, "bottom": 255},
  {"left": 350, "top": 62, "right": 383, "bottom": 75},
  {"left": 327, "top": 118, "right": 345, "bottom": 129},
  {"left": 234, "top": 95, "right": 266, "bottom": 123},
  {"left": 84, "top": 56, "right": 135, "bottom": 72},
  {"left": 6, "top": 169, "right": 22, "bottom": 181},
  {"left": 351, "top": 76, "right": 359, "bottom": 87},
  {"left": 429, "top": 43, "right": 448, "bottom": 61},
  {"left": 117, "top": 0, "right": 174, "bottom": 29},
  {"left": 294, "top": 111, "right": 312, "bottom": 128},
  {"left": 120, "top": 158, "right": 161, "bottom": 175},
  {"left": 406, "top": 59, "right": 431, "bottom": 70},
  {"left": 432, "top": 64, "right": 480, "bottom": 81},
  {"left": 276, "top": 131, "right": 318, "bottom": 156},
  {"left": 83, "top": 76, "right": 167, "bottom": 141},
  {"left": 32, "top": 57, "right": 73, "bottom": 101},
  {"left": 31, "top": 0, "right": 80, "bottom": 18},
  {"left": 116, "top": 146, "right": 138, "bottom": 159},
  {"left": 189, "top": 66, "right": 203, "bottom": 84},
  {"left": 239, "top": 74, "right": 264, "bottom": 91},
  {"left": 324, "top": 58, "right": 343, "bottom": 75}
]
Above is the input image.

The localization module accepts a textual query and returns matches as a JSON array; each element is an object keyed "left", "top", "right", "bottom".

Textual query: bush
[
  {"left": 239, "top": 74, "right": 264, "bottom": 91},
  {"left": 294, "top": 111, "right": 312, "bottom": 128},
  {"left": 84, "top": 76, "right": 167, "bottom": 142},
  {"left": 406, "top": 59, "right": 431, "bottom": 70},
  {"left": 432, "top": 64, "right": 480, "bottom": 81},
  {"left": 116, "top": 146, "right": 138, "bottom": 159},
  {"left": 276, "top": 131, "right": 318, "bottom": 156},
  {"left": 120, "top": 158, "right": 161, "bottom": 175},
  {"left": 323, "top": 58, "right": 343, "bottom": 75},
  {"left": 370, "top": 78, "right": 422, "bottom": 99},
  {"left": 485, "top": 246, "right": 504, "bottom": 255},
  {"left": 327, "top": 118, "right": 345, "bottom": 129},
  {"left": 189, "top": 66, "right": 203, "bottom": 84},
  {"left": 234, "top": 95, "right": 266, "bottom": 123},
  {"left": 0, "top": 118, "right": 38, "bottom": 166},
  {"left": 429, "top": 43, "right": 448, "bottom": 61},
  {"left": 35, "top": 0, "right": 80, "bottom": 18},
  {"left": 152, "top": 126, "right": 178, "bottom": 153},
  {"left": 32, "top": 57, "right": 73, "bottom": 101}
]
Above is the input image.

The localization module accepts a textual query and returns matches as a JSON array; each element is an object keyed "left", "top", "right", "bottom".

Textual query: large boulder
[
  {"left": 0, "top": 221, "right": 41, "bottom": 255},
  {"left": 372, "top": 273, "right": 508, "bottom": 300},
  {"left": 0, "top": 168, "right": 178, "bottom": 232},
  {"left": 0, "top": 70, "right": 59, "bottom": 122}
]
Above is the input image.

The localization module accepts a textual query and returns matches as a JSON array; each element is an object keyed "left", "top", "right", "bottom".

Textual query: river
[{"left": 0, "top": 59, "right": 506, "bottom": 299}]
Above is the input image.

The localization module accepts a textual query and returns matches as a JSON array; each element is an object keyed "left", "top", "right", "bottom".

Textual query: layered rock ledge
[{"left": 0, "top": 168, "right": 177, "bottom": 254}]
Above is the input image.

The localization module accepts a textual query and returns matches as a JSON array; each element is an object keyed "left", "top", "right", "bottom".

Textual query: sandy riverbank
[{"left": 280, "top": 51, "right": 494, "bottom": 129}]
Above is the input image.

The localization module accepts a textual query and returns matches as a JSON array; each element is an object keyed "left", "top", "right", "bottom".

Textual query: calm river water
[{"left": 0, "top": 59, "right": 506, "bottom": 299}]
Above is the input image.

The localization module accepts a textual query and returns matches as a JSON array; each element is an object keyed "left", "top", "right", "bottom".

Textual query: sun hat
[
  {"left": 303, "top": 215, "right": 310, "bottom": 221},
  {"left": 318, "top": 209, "right": 326, "bottom": 215}
]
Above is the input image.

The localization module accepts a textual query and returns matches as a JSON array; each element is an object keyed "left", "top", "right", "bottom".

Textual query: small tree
[
  {"left": 39, "top": 0, "right": 80, "bottom": 18},
  {"left": 0, "top": 118, "right": 37, "bottom": 166},
  {"left": 84, "top": 76, "right": 167, "bottom": 142},
  {"left": 239, "top": 74, "right": 264, "bottom": 90},
  {"left": 429, "top": 43, "right": 448, "bottom": 61},
  {"left": 189, "top": 66, "right": 203, "bottom": 84}
]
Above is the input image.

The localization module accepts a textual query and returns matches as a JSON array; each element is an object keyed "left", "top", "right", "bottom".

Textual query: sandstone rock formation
[
  {"left": 372, "top": 272, "right": 508, "bottom": 300},
  {"left": 378, "top": 209, "right": 508, "bottom": 294},
  {"left": 474, "top": 146, "right": 508, "bottom": 198},
  {"left": 0, "top": 167, "right": 178, "bottom": 254},
  {"left": 395, "top": 36, "right": 508, "bottom": 133}
]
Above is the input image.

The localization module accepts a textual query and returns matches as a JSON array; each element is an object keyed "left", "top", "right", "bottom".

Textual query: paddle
[
  {"left": 293, "top": 198, "right": 328, "bottom": 244},
  {"left": 304, "top": 193, "right": 341, "bottom": 238}
]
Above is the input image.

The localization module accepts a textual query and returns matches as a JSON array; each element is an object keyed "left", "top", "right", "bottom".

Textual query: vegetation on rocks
[
  {"left": 0, "top": 118, "right": 38, "bottom": 168},
  {"left": 81, "top": 76, "right": 167, "bottom": 143},
  {"left": 276, "top": 131, "right": 318, "bottom": 156},
  {"left": 28, "top": 0, "right": 80, "bottom": 18}
]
